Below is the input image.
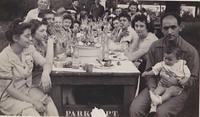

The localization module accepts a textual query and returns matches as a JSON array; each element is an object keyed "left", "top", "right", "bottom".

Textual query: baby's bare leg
[
  {"left": 154, "top": 85, "right": 166, "bottom": 96},
  {"left": 161, "top": 86, "right": 183, "bottom": 103}
]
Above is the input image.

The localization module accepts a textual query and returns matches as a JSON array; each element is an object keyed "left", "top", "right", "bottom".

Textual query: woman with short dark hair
[
  {"left": 0, "top": 18, "right": 58, "bottom": 116},
  {"left": 128, "top": 1, "right": 139, "bottom": 20},
  {"left": 125, "top": 14, "right": 158, "bottom": 71}
]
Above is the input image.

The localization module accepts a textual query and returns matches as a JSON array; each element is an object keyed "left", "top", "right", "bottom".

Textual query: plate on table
[
  {"left": 109, "top": 53, "right": 128, "bottom": 61},
  {"left": 94, "top": 64, "right": 115, "bottom": 69},
  {"left": 94, "top": 60, "right": 115, "bottom": 69}
]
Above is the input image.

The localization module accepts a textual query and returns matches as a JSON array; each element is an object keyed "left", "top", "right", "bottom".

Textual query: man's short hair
[
  {"left": 119, "top": 12, "right": 131, "bottom": 22},
  {"left": 160, "top": 12, "right": 181, "bottom": 26},
  {"left": 128, "top": 1, "right": 138, "bottom": 10},
  {"left": 73, "top": 20, "right": 81, "bottom": 26}
]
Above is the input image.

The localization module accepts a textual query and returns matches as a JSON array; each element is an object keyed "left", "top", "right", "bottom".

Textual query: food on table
[
  {"left": 63, "top": 61, "right": 73, "bottom": 68},
  {"left": 104, "top": 60, "right": 113, "bottom": 67}
]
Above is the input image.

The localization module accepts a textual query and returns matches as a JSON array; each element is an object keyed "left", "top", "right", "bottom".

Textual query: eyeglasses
[{"left": 163, "top": 25, "right": 177, "bottom": 30}]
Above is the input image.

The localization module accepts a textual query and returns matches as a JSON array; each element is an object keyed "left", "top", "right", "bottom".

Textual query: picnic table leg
[
  {"left": 50, "top": 85, "right": 64, "bottom": 116},
  {"left": 123, "top": 85, "right": 137, "bottom": 117}
]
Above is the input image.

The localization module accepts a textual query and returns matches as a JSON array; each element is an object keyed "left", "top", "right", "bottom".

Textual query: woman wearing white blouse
[
  {"left": 125, "top": 14, "right": 158, "bottom": 67},
  {"left": 0, "top": 19, "right": 58, "bottom": 116}
]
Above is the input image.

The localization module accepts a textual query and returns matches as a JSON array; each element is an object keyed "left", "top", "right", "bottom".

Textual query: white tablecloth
[{"left": 53, "top": 60, "right": 140, "bottom": 74}]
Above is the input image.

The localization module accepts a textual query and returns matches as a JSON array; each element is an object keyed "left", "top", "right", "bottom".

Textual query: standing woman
[
  {"left": 125, "top": 14, "right": 158, "bottom": 71},
  {"left": 0, "top": 19, "right": 58, "bottom": 116}
]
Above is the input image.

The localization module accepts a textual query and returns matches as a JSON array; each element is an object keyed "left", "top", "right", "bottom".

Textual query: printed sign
[{"left": 65, "top": 105, "right": 121, "bottom": 117}]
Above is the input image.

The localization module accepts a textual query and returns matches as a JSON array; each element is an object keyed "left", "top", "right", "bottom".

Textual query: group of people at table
[{"left": 0, "top": 0, "right": 199, "bottom": 116}]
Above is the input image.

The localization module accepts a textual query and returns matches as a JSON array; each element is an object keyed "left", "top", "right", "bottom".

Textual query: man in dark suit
[{"left": 90, "top": 0, "right": 104, "bottom": 21}]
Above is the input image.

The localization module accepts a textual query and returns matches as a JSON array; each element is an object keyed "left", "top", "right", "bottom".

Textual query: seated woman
[
  {"left": 109, "top": 13, "right": 139, "bottom": 52},
  {"left": 62, "top": 15, "right": 74, "bottom": 46},
  {"left": 31, "top": 19, "right": 76, "bottom": 105},
  {"left": 110, "top": 17, "right": 121, "bottom": 42},
  {"left": 125, "top": 14, "right": 158, "bottom": 92},
  {"left": 30, "top": 19, "right": 51, "bottom": 88},
  {"left": 0, "top": 19, "right": 58, "bottom": 116},
  {"left": 109, "top": 17, "right": 123, "bottom": 51},
  {"left": 62, "top": 15, "right": 76, "bottom": 105},
  {"left": 125, "top": 14, "right": 158, "bottom": 72},
  {"left": 30, "top": 20, "right": 48, "bottom": 57}
]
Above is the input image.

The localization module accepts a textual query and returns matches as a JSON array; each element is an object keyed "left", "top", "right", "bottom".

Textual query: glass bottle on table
[
  {"left": 101, "top": 32, "right": 109, "bottom": 61},
  {"left": 65, "top": 43, "right": 72, "bottom": 57},
  {"left": 72, "top": 46, "right": 80, "bottom": 69},
  {"left": 54, "top": 41, "right": 65, "bottom": 58}
]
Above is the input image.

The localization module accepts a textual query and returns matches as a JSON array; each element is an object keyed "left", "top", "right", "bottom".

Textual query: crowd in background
[{"left": 23, "top": 0, "right": 159, "bottom": 59}]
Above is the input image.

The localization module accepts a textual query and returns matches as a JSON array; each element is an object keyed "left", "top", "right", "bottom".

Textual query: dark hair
[
  {"left": 30, "top": 19, "right": 48, "bottom": 35},
  {"left": 164, "top": 46, "right": 182, "bottom": 59},
  {"left": 38, "top": 9, "right": 55, "bottom": 19},
  {"left": 112, "top": 16, "right": 119, "bottom": 22},
  {"left": 107, "top": 15, "right": 114, "bottom": 22},
  {"left": 5, "top": 18, "right": 31, "bottom": 43},
  {"left": 160, "top": 12, "right": 181, "bottom": 26},
  {"left": 111, "top": 16, "right": 120, "bottom": 29},
  {"left": 114, "top": 7, "right": 122, "bottom": 11},
  {"left": 73, "top": 20, "right": 81, "bottom": 26},
  {"left": 132, "top": 14, "right": 152, "bottom": 32},
  {"left": 72, "top": 0, "right": 78, "bottom": 2},
  {"left": 80, "top": 10, "right": 88, "bottom": 20},
  {"left": 88, "top": 14, "right": 94, "bottom": 22},
  {"left": 119, "top": 12, "right": 131, "bottom": 22},
  {"left": 63, "top": 15, "right": 73, "bottom": 22},
  {"left": 140, "top": 7, "right": 146, "bottom": 13},
  {"left": 63, "top": 15, "right": 74, "bottom": 28},
  {"left": 128, "top": 1, "right": 139, "bottom": 12}
]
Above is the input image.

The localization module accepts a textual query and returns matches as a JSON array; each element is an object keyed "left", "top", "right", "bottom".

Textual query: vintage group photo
[{"left": 0, "top": 0, "right": 199, "bottom": 117}]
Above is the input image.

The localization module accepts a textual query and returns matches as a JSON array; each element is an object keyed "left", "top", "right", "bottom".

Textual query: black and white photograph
[{"left": 0, "top": 0, "right": 199, "bottom": 117}]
